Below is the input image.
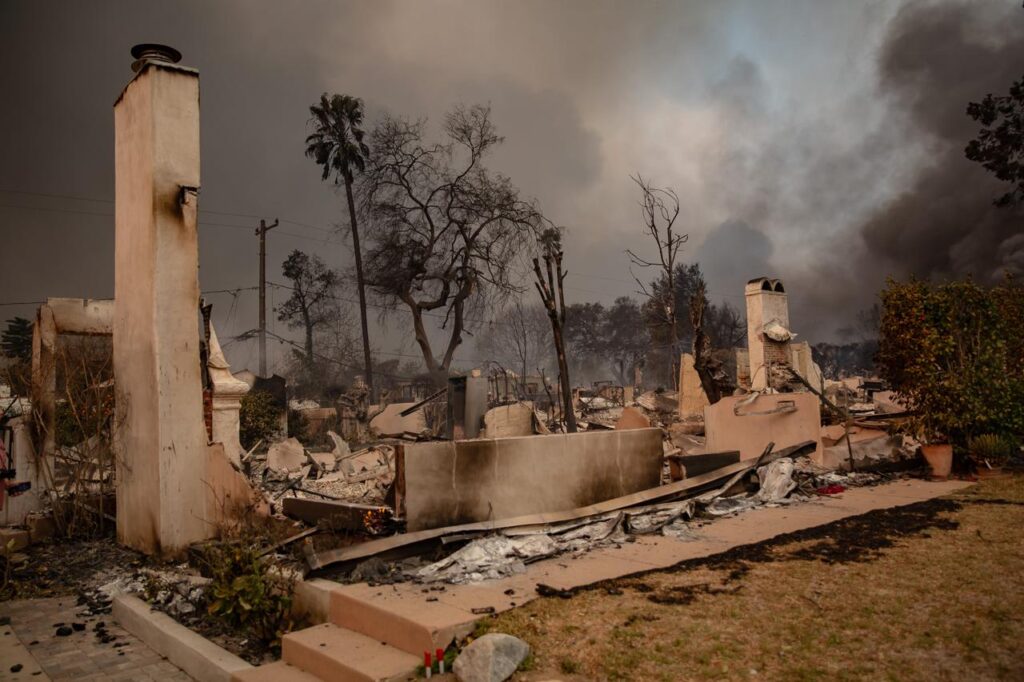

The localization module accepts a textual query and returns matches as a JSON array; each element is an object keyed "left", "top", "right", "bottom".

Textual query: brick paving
[{"left": 0, "top": 597, "right": 192, "bottom": 681}]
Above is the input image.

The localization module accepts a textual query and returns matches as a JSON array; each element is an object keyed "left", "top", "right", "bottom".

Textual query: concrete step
[
  {"left": 329, "top": 583, "right": 478, "bottom": 657},
  {"left": 231, "top": 660, "right": 322, "bottom": 682},
  {"left": 282, "top": 623, "right": 421, "bottom": 682}
]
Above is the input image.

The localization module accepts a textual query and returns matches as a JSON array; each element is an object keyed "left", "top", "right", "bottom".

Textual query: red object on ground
[
  {"left": 436, "top": 648, "right": 445, "bottom": 674},
  {"left": 816, "top": 484, "right": 846, "bottom": 495},
  {"left": 424, "top": 651, "right": 432, "bottom": 677}
]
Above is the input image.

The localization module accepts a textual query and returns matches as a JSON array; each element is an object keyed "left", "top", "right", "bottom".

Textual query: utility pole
[{"left": 256, "top": 218, "right": 279, "bottom": 376}]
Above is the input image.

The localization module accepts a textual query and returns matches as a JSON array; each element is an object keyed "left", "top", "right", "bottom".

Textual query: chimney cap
[{"left": 130, "top": 43, "right": 182, "bottom": 72}]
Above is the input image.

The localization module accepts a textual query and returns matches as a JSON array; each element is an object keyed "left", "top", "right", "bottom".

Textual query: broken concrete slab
[
  {"left": 369, "top": 402, "right": 427, "bottom": 438},
  {"left": 481, "top": 402, "right": 536, "bottom": 438},
  {"left": 399, "top": 428, "right": 664, "bottom": 531},
  {"left": 267, "top": 438, "right": 306, "bottom": 474},
  {"left": 705, "top": 392, "right": 822, "bottom": 460}
]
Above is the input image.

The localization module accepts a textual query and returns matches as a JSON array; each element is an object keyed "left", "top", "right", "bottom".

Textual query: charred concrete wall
[
  {"left": 705, "top": 392, "right": 821, "bottom": 460},
  {"left": 400, "top": 428, "right": 663, "bottom": 531}
]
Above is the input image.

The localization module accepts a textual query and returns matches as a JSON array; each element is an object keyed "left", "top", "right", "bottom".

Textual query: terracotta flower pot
[
  {"left": 921, "top": 443, "right": 953, "bottom": 480},
  {"left": 975, "top": 464, "right": 1006, "bottom": 480}
]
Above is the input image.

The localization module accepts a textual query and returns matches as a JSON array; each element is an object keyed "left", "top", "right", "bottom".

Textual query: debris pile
[
  {"left": 317, "top": 439, "right": 900, "bottom": 586},
  {"left": 243, "top": 431, "right": 396, "bottom": 511}
]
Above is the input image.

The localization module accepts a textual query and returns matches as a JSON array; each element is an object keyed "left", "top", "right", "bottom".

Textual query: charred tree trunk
[
  {"left": 534, "top": 251, "right": 577, "bottom": 433},
  {"left": 690, "top": 284, "right": 723, "bottom": 404},
  {"left": 344, "top": 178, "right": 375, "bottom": 403}
]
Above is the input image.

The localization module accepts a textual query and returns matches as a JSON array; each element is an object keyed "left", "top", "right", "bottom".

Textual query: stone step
[
  {"left": 231, "top": 660, "right": 322, "bottom": 682},
  {"left": 329, "top": 583, "right": 478, "bottom": 657},
  {"left": 282, "top": 623, "right": 421, "bottom": 682}
]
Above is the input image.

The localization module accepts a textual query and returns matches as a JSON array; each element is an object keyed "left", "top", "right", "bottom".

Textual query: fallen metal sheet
[
  {"left": 415, "top": 535, "right": 558, "bottom": 584},
  {"left": 306, "top": 453, "right": 767, "bottom": 570},
  {"left": 414, "top": 514, "right": 625, "bottom": 584},
  {"left": 623, "top": 501, "right": 695, "bottom": 534},
  {"left": 705, "top": 496, "right": 757, "bottom": 516}
]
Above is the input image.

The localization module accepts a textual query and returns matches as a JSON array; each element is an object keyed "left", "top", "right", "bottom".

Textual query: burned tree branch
[{"left": 533, "top": 235, "right": 577, "bottom": 433}]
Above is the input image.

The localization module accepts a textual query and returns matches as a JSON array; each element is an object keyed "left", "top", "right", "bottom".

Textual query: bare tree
[
  {"left": 360, "top": 105, "right": 545, "bottom": 387},
  {"left": 626, "top": 175, "right": 688, "bottom": 388},
  {"left": 476, "top": 299, "right": 551, "bottom": 387},
  {"left": 533, "top": 229, "right": 577, "bottom": 433}
]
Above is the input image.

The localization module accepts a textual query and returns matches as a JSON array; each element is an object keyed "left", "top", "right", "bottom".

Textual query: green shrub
[
  {"left": 968, "top": 433, "right": 1019, "bottom": 466},
  {"left": 239, "top": 391, "right": 280, "bottom": 451},
  {"left": 877, "top": 277, "right": 1024, "bottom": 445},
  {"left": 205, "top": 541, "right": 294, "bottom": 649}
]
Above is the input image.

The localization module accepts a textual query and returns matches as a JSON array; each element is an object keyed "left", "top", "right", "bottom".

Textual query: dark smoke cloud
[
  {"left": 2, "top": 0, "right": 1021, "bottom": 371},
  {"left": 696, "top": 220, "right": 773, "bottom": 305},
  {"left": 860, "top": 0, "right": 1024, "bottom": 282}
]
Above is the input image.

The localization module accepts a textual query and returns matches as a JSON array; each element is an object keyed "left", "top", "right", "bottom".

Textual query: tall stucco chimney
[
  {"left": 744, "top": 277, "right": 791, "bottom": 391},
  {"left": 113, "top": 44, "right": 209, "bottom": 556}
]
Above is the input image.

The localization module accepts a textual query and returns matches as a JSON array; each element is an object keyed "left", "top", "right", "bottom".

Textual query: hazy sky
[{"left": 2, "top": 0, "right": 1021, "bottom": 375}]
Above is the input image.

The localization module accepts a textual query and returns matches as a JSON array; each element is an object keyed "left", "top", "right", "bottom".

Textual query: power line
[
  {"left": 0, "top": 286, "right": 256, "bottom": 308},
  {"left": 0, "top": 188, "right": 333, "bottom": 231}
]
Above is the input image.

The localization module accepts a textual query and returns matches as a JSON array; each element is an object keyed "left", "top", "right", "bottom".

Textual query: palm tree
[{"left": 305, "top": 93, "right": 374, "bottom": 401}]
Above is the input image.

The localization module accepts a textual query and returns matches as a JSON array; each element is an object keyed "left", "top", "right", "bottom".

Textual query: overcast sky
[{"left": 2, "top": 0, "right": 1021, "bottom": 375}]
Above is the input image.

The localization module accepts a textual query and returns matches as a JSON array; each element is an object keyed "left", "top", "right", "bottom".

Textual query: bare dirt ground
[{"left": 480, "top": 475, "right": 1024, "bottom": 681}]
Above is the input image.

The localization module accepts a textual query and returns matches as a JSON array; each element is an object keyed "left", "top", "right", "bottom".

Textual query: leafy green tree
[
  {"left": 603, "top": 297, "right": 648, "bottom": 386},
  {"left": 966, "top": 76, "right": 1024, "bottom": 207},
  {"left": 277, "top": 250, "right": 339, "bottom": 380},
  {"left": 877, "top": 277, "right": 1024, "bottom": 445},
  {"left": 306, "top": 93, "right": 375, "bottom": 399},
  {"left": 640, "top": 262, "right": 745, "bottom": 387},
  {"left": 239, "top": 390, "right": 281, "bottom": 451},
  {"left": 1, "top": 317, "right": 32, "bottom": 361}
]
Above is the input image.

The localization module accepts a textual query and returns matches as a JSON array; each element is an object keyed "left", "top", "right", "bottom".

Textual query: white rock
[
  {"left": 267, "top": 437, "right": 305, "bottom": 473},
  {"left": 454, "top": 633, "right": 530, "bottom": 682}
]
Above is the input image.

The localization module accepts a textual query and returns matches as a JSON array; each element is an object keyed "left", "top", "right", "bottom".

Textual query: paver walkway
[{"left": 0, "top": 596, "right": 192, "bottom": 681}]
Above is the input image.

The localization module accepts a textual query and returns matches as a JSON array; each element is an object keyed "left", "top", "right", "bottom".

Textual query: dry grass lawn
[{"left": 480, "top": 476, "right": 1024, "bottom": 681}]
